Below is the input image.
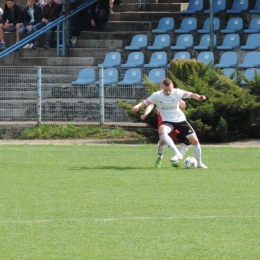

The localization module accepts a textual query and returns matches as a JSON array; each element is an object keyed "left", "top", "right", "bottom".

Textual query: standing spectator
[
  {"left": 87, "top": 0, "right": 110, "bottom": 32},
  {"left": 20, "top": 0, "right": 43, "bottom": 48},
  {"left": 32, "top": 0, "right": 60, "bottom": 49},
  {"left": 0, "top": 0, "right": 24, "bottom": 49}
]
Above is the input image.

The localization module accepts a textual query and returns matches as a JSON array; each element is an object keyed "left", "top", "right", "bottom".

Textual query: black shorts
[{"left": 162, "top": 120, "right": 195, "bottom": 137}]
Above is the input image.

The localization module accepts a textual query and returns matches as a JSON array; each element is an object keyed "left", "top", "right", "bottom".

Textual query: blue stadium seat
[
  {"left": 98, "top": 52, "right": 121, "bottom": 68},
  {"left": 95, "top": 68, "right": 118, "bottom": 86},
  {"left": 152, "top": 17, "right": 174, "bottom": 33},
  {"left": 194, "top": 34, "right": 217, "bottom": 50},
  {"left": 144, "top": 51, "right": 168, "bottom": 68},
  {"left": 249, "top": 0, "right": 260, "bottom": 14},
  {"left": 240, "top": 68, "right": 260, "bottom": 85},
  {"left": 215, "top": 52, "right": 238, "bottom": 68},
  {"left": 240, "top": 34, "right": 260, "bottom": 50},
  {"left": 125, "top": 34, "right": 148, "bottom": 51},
  {"left": 174, "top": 17, "right": 197, "bottom": 33},
  {"left": 238, "top": 52, "right": 260, "bottom": 68},
  {"left": 197, "top": 51, "right": 214, "bottom": 65},
  {"left": 217, "top": 34, "right": 240, "bottom": 50},
  {"left": 227, "top": 0, "right": 248, "bottom": 13},
  {"left": 204, "top": 0, "right": 226, "bottom": 13},
  {"left": 71, "top": 68, "right": 95, "bottom": 85},
  {"left": 181, "top": 0, "right": 203, "bottom": 14},
  {"left": 170, "top": 34, "right": 194, "bottom": 50},
  {"left": 222, "top": 68, "right": 237, "bottom": 78},
  {"left": 221, "top": 17, "right": 243, "bottom": 33},
  {"left": 121, "top": 52, "right": 144, "bottom": 68},
  {"left": 147, "top": 34, "right": 171, "bottom": 50},
  {"left": 173, "top": 51, "right": 191, "bottom": 60},
  {"left": 118, "top": 68, "right": 142, "bottom": 85},
  {"left": 197, "top": 17, "right": 220, "bottom": 33},
  {"left": 143, "top": 68, "right": 166, "bottom": 84},
  {"left": 244, "top": 17, "right": 260, "bottom": 33}
]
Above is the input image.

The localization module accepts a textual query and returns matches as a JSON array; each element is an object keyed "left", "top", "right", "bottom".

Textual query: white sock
[
  {"left": 179, "top": 143, "right": 189, "bottom": 156},
  {"left": 193, "top": 144, "right": 202, "bottom": 165},
  {"left": 157, "top": 142, "right": 165, "bottom": 158},
  {"left": 161, "top": 134, "right": 180, "bottom": 155}
]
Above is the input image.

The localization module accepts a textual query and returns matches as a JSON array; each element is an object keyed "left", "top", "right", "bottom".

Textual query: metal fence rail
[{"left": 0, "top": 66, "right": 251, "bottom": 125}]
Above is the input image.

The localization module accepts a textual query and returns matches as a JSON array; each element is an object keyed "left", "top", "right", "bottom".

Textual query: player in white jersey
[{"left": 132, "top": 78, "right": 208, "bottom": 168}]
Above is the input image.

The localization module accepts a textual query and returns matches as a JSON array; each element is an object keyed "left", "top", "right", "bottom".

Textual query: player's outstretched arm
[
  {"left": 132, "top": 102, "right": 147, "bottom": 113},
  {"left": 190, "top": 93, "right": 206, "bottom": 100},
  {"left": 140, "top": 104, "right": 154, "bottom": 120}
]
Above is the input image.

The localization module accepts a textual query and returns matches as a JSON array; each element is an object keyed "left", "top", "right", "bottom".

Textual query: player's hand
[
  {"left": 140, "top": 114, "right": 147, "bottom": 120},
  {"left": 132, "top": 105, "right": 139, "bottom": 113},
  {"left": 199, "top": 95, "right": 206, "bottom": 100}
]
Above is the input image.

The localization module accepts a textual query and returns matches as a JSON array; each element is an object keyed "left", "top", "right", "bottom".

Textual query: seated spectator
[
  {"left": 0, "top": 0, "right": 24, "bottom": 49},
  {"left": 20, "top": 0, "right": 43, "bottom": 48},
  {"left": 32, "top": 0, "right": 60, "bottom": 49},
  {"left": 86, "top": 0, "right": 110, "bottom": 32}
]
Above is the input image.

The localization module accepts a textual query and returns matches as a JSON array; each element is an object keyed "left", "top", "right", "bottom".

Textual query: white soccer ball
[{"left": 183, "top": 157, "right": 197, "bottom": 169}]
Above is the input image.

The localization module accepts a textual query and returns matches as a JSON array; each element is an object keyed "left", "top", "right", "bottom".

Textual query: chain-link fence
[{"left": 0, "top": 66, "right": 250, "bottom": 125}]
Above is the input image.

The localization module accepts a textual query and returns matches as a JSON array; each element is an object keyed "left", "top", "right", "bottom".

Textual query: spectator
[
  {"left": 0, "top": 0, "right": 24, "bottom": 49},
  {"left": 32, "top": 0, "right": 60, "bottom": 49},
  {"left": 87, "top": 0, "right": 110, "bottom": 32},
  {"left": 20, "top": 0, "right": 43, "bottom": 48}
]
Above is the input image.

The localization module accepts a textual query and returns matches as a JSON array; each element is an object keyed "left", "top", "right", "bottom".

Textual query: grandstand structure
[{"left": 0, "top": 0, "right": 259, "bottom": 124}]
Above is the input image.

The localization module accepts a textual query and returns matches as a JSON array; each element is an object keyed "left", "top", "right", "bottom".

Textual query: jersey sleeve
[
  {"left": 177, "top": 89, "right": 192, "bottom": 99},
  {"left": 143, "top": 92, "right": 158, "bottom": 106}
]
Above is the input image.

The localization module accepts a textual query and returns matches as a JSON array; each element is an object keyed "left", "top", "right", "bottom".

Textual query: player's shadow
[{"left": 68, "top": 166, "right": 155, "bottom": 171}]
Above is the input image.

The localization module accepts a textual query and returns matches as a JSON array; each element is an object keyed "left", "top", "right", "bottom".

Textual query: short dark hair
[{"left": 161, "top": 78, "right": 173, "bottom": 87}]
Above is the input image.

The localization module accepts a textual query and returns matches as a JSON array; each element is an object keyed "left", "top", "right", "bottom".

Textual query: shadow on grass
[{"left": 68, "top": 166, "right": 156, "bottom": 171}]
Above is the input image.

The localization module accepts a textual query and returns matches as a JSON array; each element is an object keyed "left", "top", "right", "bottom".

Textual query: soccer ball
[{"left": 183, "top": 157, "right": 197, "bottom": 169}]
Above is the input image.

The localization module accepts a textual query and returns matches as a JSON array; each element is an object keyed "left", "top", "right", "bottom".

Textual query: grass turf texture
[{"left": 1, "top": 145, "right": 260, "bottom": 259}]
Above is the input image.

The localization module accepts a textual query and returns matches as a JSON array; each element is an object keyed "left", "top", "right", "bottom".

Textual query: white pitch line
[{"left": 1, "top": 215, "right": 260, "bottom": 223}]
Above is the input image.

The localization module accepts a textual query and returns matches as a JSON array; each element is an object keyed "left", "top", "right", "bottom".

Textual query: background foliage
[{"left": 118, "top": 59, "right": 260, "bottom": 143}]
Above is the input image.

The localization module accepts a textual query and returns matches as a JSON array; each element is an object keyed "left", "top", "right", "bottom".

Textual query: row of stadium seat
[
  {"left": 182, "top": 0, "right": 260, "bottom": 14},
  {"left": 151, "top": 17, "right": 260, "bottom": 35},
  {"left": 71, "top": 67, "right": 259, "bottom": 87},
  {"left": 95, "top": 50, "right": 260, "bottom": 69},
  {"left": 71, "top": 68, "right": 166, "bottom": 86},
  {"left": 125, "top": 33, "right": 260, "bottom": 51}
]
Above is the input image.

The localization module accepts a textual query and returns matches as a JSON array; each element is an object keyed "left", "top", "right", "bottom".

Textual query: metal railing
[{"left": 0, "top": 0, "right": 97, "bottom": 59}]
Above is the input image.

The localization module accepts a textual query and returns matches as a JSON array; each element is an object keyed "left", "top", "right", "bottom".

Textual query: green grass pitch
[{"left": 1, "top": 144, "right": 260, "bottom": 259}]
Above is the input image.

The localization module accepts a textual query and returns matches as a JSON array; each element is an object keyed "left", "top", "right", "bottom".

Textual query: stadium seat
[
  {"left": 125, "top": 34, "right": 148, "bottom": 51},
  {"left": 217, "top": 34, "right": 240, "bottom": 50},
  {"left": 244, "top": 17, "right": 260, "bottom": 33},
  {"left": 197, "top": 17, "right": 220, "bottom": 33},
  {"left": 173, "top": 51, "right": 191, "bottom": 60},
  {"left": 238, "top": 52, "right": 260, "bottom": 68},
  {"left": 95, "top": 68, "right": 118, "bottom": 86},
  {"left": 240, "top": 34, "right": 260, "bottom": 50},
  {"left": 227, "top": 0, "right": 248, "bottom": 13},
  {"left": 170, "top": 34, "right": 194, "bottom": 50},
  {"left": 143, "top": 68, "right": 166, "bottom": 84},
  {"left": 71, "top": 68, "right": 95, "bottom": 85},
  {"left": 118, "top": 68, "right": 142, "bottom": 85},
  {"left": 215, "top": 52, "right": 238, "bottom": 68},
  {"left": 144, "top": 51, "right": 168, "bottom": 68},
  {"left": 221, "top": 17, "right": 243, "bottom": 33},
  {"left": 197, "top": 51, "right": 214, "bottom": 65},
  {"left": 121, "top": 52, "right": 144, "bottom": 68},
  {"left": 222, "top": 68, "right": 237, "bottom": 78},
  {"left": 181, "top": 0, "right": 203, "bottom": 14},
  {"left": 98, "top": 52, "right": 121, "bottom": 68},
  {"left": 249, "top": 0, "right": 260, "bottom": 14},
  {"left": 204, "top": 0, "right": 226, "bottom": 13},
  {"left": 147, "top": 34, "right": 171, "bottom": 50},
  {"left": 194, "top": 34, "right": 217, "bottom": 50},
  {"left": 174, "top": 17, "right": 197, "bottom": 33},
  {"left": 240, "top": 68, "right": 260, "bottom": 85},
  {"left": 152, "top": 17, "right": 174, "bottom": 33}
]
